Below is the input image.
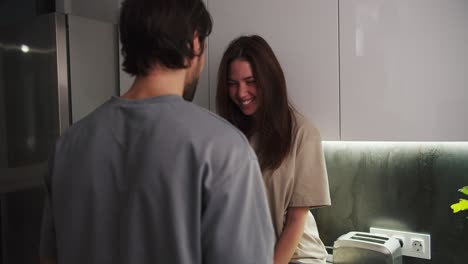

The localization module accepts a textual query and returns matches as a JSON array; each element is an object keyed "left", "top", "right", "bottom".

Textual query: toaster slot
[
  {"left": 350, "top": 236, "right": 387, "bottom": 244},
  {"left": 353, "top": 233, "right": 389, "bottom": 241}
]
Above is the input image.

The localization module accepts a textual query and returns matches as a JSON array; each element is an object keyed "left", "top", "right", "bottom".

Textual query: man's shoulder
[
  {"left": 184, "top": 103, "right": 250, "bottom": 143},
  {"left": 183, "top": 104, "right": 258, "bottom": 162},
  {"left": 56, "top": 100, "right": 113, "bottom": 146}
]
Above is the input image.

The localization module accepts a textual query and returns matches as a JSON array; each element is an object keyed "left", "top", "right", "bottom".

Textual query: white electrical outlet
[
  {"left": 370, "top": 227, "right": 431, "bottom": 259},
  {"left": 411, "top": 239, "right": 424, "bottom": 253}
]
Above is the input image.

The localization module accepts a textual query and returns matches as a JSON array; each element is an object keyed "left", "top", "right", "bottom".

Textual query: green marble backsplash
[{"left": 315, "top": 142, "right": 468, "bottom": 264}]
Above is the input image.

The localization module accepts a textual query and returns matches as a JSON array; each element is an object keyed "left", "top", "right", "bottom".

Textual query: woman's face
[{"left": 228, "top": 59, "right": 259, "bottom": 116}]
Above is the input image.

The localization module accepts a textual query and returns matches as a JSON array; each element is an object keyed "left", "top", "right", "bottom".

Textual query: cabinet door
[
  {"left": 208, "top": 0, "right": 340, "bottom": 140},
  {"left": 192, "top": 0, "right": 211, "bottom": 109},
  {"left": 340, "top": 0, "right": 468, "bottom": 141},
  {"left": 56, "top": 0, "right": 120, "bottom": 23},
  {"left": 118, "top": 39, "right": 134, "bottom": 96},
  {"left": 68, "top": 15, "right": 119, "bottom": 123}
]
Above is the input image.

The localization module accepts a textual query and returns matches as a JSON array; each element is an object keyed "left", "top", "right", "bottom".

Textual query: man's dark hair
[{"left": 119, "top": 0, "right": 213, "bottom": 76}]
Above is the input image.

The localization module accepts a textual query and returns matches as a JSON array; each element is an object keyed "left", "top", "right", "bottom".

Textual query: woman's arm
[{"left": 274, "top": 207, "right": 309, "bottom": 264}]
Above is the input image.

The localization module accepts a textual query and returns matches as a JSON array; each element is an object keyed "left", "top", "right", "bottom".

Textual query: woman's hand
[{"left": 273, "top": 207, "right": 309, "bottom": 264}]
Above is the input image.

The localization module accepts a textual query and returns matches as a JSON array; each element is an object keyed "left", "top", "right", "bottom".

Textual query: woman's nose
[{"left": 237, "top": 83, "right": 248, "bottom": 98}]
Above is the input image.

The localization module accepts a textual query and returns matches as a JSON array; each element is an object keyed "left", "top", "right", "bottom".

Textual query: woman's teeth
[{"left": 241, "top": 99, "right": 252, "bottom": 105}]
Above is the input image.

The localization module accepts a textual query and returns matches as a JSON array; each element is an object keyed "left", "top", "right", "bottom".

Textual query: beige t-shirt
[{"left": 253, "top": 113, "right": 331, "bottom": 263}]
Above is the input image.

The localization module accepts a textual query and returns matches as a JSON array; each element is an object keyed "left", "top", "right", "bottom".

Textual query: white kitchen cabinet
[
  {"left": 118, "top": 41, "right": 134, "bottom": 96},
  {"left": 68, "top": 15, "right": 118, "bottom": 123},
  {"left": 56, "top": 0, "right": 120, "bottom": 23},
  {"left": 192, "top": 0, "right": 211, "bottom": 109},
  {"left": 207, "top": 0, "right": 340, "bottom": 140},
  {"left": 340, "top": 0, "right": 468, "bottom": 141}
]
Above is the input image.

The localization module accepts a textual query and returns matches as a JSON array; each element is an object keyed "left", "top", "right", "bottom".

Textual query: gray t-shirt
[{"left": 40, "top": 95, "right": 274, "bottom": 264}]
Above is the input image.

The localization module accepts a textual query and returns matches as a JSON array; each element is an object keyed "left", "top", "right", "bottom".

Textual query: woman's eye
[{"left": 247, "top": 80, "right": 256, "bottom": 85}]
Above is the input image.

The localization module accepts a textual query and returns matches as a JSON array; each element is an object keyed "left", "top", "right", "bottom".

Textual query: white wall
[
  {"left": 118, "top": 40, "right": 134, "bottom": 95},
  {"left": 192, "top": 0, "right": 211, "bottom": 109},
  {"left": 340, "top": 0, "right": 468, "bottom": 141},
  {"left": 207, "top": 0, "right": 340, "bottom": 140},
  {"left": 56, "top": 0, "right": 120, "bottom": 23},
  {"left": 117, "top": 0, "right": 133, "bottom": 95},
  {"left": 68, "top": 15, "right": 119, "bottom": 122}
]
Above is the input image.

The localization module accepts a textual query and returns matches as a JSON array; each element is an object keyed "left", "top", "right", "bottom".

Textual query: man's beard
[{"left": 182, "top": 78, "right": 198, "bottom": 102}]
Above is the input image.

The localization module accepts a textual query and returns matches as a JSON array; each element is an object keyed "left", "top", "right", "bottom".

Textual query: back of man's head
[{"left": 119, "top": 0, "right": 212, "bottom": 77}]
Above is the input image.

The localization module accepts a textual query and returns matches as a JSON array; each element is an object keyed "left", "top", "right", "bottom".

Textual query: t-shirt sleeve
[
  {"left": 289, "top": 124, "right": 331, "bottom": 208},
  {"left": 40, "top": 150, "right": 57, "bottom": 258},
  {"left": 201, "top": 149, "right": 275, "bottom": 264},
  {"left": 40, "top": 195, "right": 57, "bottom": 257}
]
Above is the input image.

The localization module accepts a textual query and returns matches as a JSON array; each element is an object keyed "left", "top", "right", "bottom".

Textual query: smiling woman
[
  {"left": 216, "top": 35, "right": 331, "bottom": 264},
  {"left": 216, "top": 35, "right": 294, "bottom": 171},
  {"left": 227, "top": 59, "right": 258, "bottom": 116}
]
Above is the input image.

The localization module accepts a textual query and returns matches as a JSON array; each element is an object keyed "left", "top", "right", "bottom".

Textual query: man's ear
[
  {"left": 186, "top": 31, "right": 204, "bottom": 67},
  {"left": 192, "top": 31, "right": 202, "bottom": 56}
]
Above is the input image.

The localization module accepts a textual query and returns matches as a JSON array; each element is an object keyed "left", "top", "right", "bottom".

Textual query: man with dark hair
[{"left": 39, "top": 0, "right": 274, "bottom": 263}]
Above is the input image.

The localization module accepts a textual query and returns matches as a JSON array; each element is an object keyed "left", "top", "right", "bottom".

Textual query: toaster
[{"left": 333, "top": 231, "right": 402, "bottom": 264}]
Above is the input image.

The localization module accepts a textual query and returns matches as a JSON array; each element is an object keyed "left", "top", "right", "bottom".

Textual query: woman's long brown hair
[{"left": 216, "top": 35, "right": 296, "bottom": 171}]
